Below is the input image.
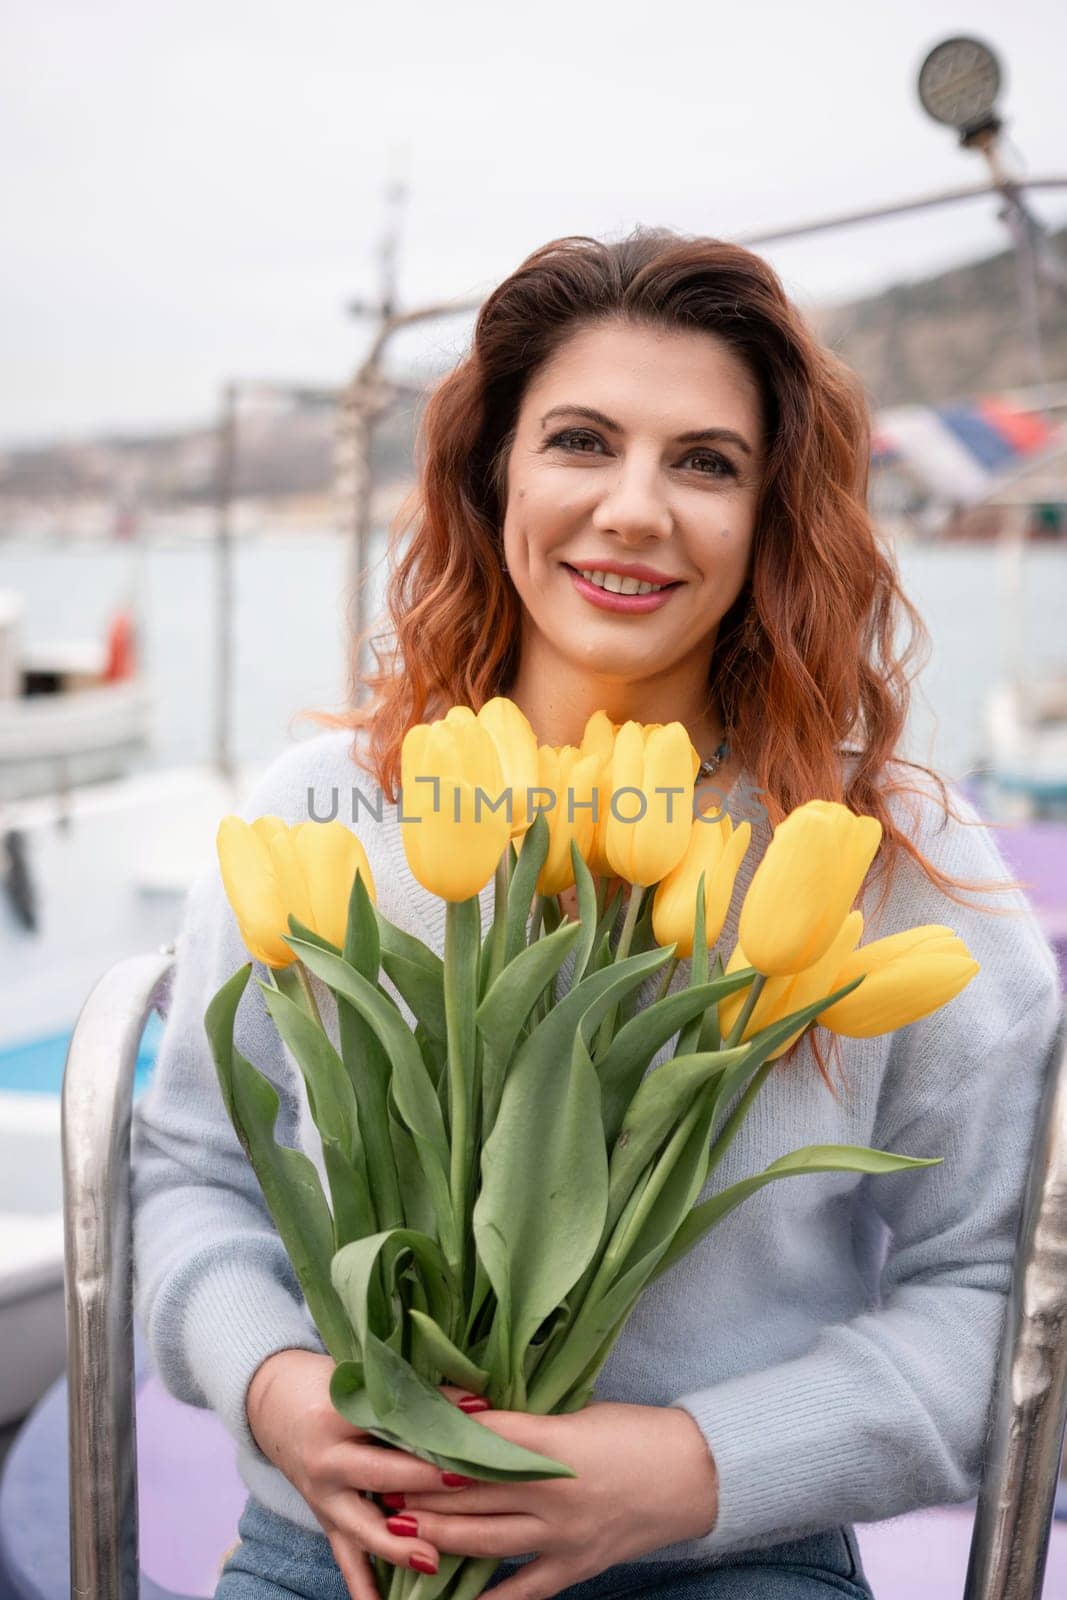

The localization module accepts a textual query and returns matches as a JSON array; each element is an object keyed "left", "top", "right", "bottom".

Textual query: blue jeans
[{"left": 215, "top": 1497, "right": 875, "bottom": 1598}]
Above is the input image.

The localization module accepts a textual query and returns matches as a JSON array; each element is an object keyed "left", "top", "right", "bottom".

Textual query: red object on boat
[{"left": 103, "top": 610, "right": 137, "bottom": 682}]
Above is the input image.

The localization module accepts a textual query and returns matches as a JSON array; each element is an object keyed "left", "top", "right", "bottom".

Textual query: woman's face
[{"left": 500, "top": 318, "right": 765, "bottom": 705}]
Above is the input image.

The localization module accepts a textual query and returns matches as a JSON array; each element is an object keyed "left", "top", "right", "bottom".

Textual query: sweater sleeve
[
  {"left": 130, "top": 744, "right": 331, "bottom": 1465},
  {"left": 668, "top": 784, "right": 1066, "bottom": 1558}
]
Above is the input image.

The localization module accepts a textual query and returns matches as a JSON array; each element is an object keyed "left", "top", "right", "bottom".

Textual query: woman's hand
[
  {"left": 245, "top": 1349, "right": 453, "bottom": 1600},
  {"left": 393, "top": 1397, "right": 720, "bottom": 1600}
]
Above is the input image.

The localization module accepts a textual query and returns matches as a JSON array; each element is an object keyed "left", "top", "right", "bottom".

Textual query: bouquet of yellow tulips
[{"left": 206, "top": 699, "right": 979, "bottom": 1600}]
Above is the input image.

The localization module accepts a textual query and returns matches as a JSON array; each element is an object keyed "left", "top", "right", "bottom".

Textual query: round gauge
[{"left": 917, "top": 36, "right": 1002, "bottom": 130}]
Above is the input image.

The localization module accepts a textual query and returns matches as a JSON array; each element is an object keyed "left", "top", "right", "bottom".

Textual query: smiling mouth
[{"left": 562, "top": 563, "right": 684, "bottom": 594}]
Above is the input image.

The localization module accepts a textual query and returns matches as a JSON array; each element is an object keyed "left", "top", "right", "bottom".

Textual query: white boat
[
  {"left": 0, "top": 758, "right": 263, "bottom": 1424},
  {"left": 0, "top": 1094, "right": 63, "bottom": 1427},
  {"left": 0, "top": 588, "right": 153, "bottom": 804}
]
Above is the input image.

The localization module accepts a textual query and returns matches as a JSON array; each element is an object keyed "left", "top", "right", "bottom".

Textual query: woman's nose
[{"left": 591, "top": 468, "right": 672, "bottom": 540}]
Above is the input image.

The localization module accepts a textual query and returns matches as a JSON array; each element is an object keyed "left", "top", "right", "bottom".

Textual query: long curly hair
[{"left": 301, "top": 226, "right": 1038, "bottom": 1089}]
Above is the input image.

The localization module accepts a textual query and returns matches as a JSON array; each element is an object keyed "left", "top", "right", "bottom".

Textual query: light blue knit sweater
[{"left": 130, "top": 726, "right": 1064, "bottom": 1563}]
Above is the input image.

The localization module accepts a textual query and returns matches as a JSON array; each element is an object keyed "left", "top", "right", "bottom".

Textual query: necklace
[{"left": 696, "top": 736, "right": 730, "bottom": 782}]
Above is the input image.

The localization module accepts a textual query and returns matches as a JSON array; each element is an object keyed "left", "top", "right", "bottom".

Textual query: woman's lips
[{"left": 564, "top": 565, "right": 681, "bottom": 613}]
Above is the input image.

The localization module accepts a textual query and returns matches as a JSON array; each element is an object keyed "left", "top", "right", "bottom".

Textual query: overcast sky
[{"left": 2, "top": 0, "right": 1065, "bottom": 446}]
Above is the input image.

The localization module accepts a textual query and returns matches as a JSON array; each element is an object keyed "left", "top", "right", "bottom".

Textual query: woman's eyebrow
[{"left": 539, "top": 403, "right": 754, "bottom": 456}]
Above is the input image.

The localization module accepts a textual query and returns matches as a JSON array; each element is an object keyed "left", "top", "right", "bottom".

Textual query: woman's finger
[
  {"left": 484, "top": 1554, "right": 591, "bottom": 1600},
  {"left": 329, "top": 1537, "right": 381, "bottom": 1600},
  {"left": 398, "top": 1485, "right": 512, "bottom": 1515},
  {"left": 333, "top": 1495, "right": 441, "bottom": 1574},
  {"left": 394, "top": 1509, "right": 544, "bottom": 1561},
  {"left": 335, "top": 1437, "right": 458, "bottom": 1496}
]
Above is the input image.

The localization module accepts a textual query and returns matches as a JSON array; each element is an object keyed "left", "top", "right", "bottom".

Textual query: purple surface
[
  {"left": 957, "top": 780, "right": 1067, "bottom": 987},
  {"left": 857, "top": 1504, "right": 1067, "bottom": 1597},
  {"left": 135, "top": 1375, "right": 246, "bottom": 1595}
]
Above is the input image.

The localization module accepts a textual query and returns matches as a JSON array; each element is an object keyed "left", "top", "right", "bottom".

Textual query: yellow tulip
[
  {"left": 475, "top": 697, "right": 540, "bottom": 838},
  {"left": 652, "top": 810, "right": 752, "bottom": 956},
  {"left": 400, "top": 707, "right": 512, "bottom": 902},
  {"left": 737, "top": 800, "right": 882, "bottom": 976},
  {"left": 535, "top": 744, "right": 602, "bottom": 897},
  {"left": 216, "top": 814, "right": 375, "bottom": 969},
  {"left": 719, "top": 912, "right": 865, "bottom": 1060},
  {"left": 580, "top": 711, "right": 619, "bottom": 877},
  {"left": 817, "top": 924, "right": 980, "bottom": 1037},
  {"left": 604, "top": 721, "right": 700, "bottom": 886}
]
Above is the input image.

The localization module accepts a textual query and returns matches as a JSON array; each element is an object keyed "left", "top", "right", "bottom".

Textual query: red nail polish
[
  {"left": 441, "top": 1471, "right": 474, "bottom": 1487},
  {"left": 458, "top": 1396, "right": 490, "bottom": 1412},
  {"left": 387, "top": 1515, "right": 419, "bottom": 1537},
  {"left": 410, "top": 1553, "right": 438, "bottom": 1575},
  {"left": 381, "top": 1492, "right": 406, "bottom": 1509}
]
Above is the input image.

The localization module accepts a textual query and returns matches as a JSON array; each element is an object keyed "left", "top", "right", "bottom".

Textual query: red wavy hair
[{"left": 300, "top": 226, "right": 1039, "bottom": 1089}]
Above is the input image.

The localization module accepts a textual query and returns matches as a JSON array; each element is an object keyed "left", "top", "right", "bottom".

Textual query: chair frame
[
  {"left": 62, "top": 947, "right": 175, "bottom": 1600},
  {"left": 59, "top": 950, "right": 1067, "bottom": 1600}
]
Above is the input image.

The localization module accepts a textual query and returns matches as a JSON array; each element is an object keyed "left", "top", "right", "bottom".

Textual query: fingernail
[
  {"left": 410, "top": 1553, "right": 438, "bottom": 1575},
  {"left": 441, "top": 1471, "right": 474, "bottom": 1487},
  {"left": 381, "top": 1492, "right": 406, "bottom": 1509},
  {"left": 458, "top": 1396, "right": 490, "bottom": 1413},
  {"left": 387, "top": 1515, "right": 419, "bottom": 1538}
]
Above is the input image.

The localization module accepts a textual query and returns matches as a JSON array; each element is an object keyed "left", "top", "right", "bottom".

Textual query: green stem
[
  {"left": 616, "top": 881, "right": 645, "bottom": 961},
  {"left": 488, "top": 850, "right": 511, "bottom": 987},
  {"left": 528, "top": 894, "right": 550, "bottom": 1020},
  {"left": 269, "top": 961, "right": 325, "bottom": 1030},
  {"left": 704, "top": 1053, "right": 777, "bottom": 1184},
  {"left": 595, "top": 883, "right": 646, "bottom": 1053},
  {"left": 723, "top": 971, "right": 767, "bottom": 1049},
  {"left": 653, "top": 954, "right": 680, "bottom": 1005},
  {"left": 444, "top": 900, "right": 478, "bottom": 1305}
]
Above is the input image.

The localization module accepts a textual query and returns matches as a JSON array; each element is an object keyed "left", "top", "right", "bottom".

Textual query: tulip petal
[
  {"left": 216, "top": 815, "right": 295, "bottom": 968},
  {"left": 738, "top": 801, "right": 882, "bottom": 975}
]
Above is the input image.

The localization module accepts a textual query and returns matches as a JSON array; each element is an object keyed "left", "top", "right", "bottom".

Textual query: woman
[{"left": 131, "top": 227, "right": 1063, "bottom": 1600}]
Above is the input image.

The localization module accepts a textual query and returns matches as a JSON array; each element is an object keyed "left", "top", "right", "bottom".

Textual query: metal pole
[
  {"left": 62, "top": 948, "right": 176, "bottom": 1600},
  {"left": 214, "top": 382, "right": 237, "bottom": 780},
  {"left": 733, "top": 175, "right": 1067, "bottom": 247},
  {"left": 963, "top": 1004, "right": 1067, "bottom": 1600}
]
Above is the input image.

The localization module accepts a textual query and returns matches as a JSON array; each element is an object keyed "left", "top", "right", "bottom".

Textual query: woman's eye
[
  {"left": 547, "top": 428, "right": 602, "bottom": 454},
  {"left": 687, "top": 451, "right": 737, "bottom": 479},
  {"left": 546, "top": 429, "right": 736, "bottom": 478}
]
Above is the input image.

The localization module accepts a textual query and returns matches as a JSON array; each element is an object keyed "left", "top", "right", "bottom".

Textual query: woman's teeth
[{"left": 576, "top": 568, "right": 671, "bottom": 595}]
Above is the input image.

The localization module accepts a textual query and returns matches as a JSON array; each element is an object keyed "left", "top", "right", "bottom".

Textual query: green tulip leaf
[
  {"left": 476, "top": 919, "right": 582, "bottom": 1071},
  {"left": 388, "top": 1095, "right": 437, "bottom": 1237},
  {"left": 518, "top": 944, "right": 673, "bottom": 1084},
  {"left": 474, "top": 997, "right": 610, "bottom": 1375},
  {"left": 330, "top": 1342, "right": 575, "bottom": 1480},
  {"left": 333, "top": 874, "right": 404, "bottom": 1235},
  {"left": 567, "top": 841, "right": 601, "bottom": 984},
  {"left": 281, "top": 917, "right": 340, "bottom": 958},
  {"left": 259, "top": 982, "right": 358, "bottom": 1160},
  {"left": 596, "top": 970, "right": 756, "bottom": 1149},
  {"left": 654, "top": 1142, "right": 943, "bottom": 1281},
  {"left": 284, "top": 934, "right": 457, "bottom": 1262},
  {"left": 204, "top": 965, "right": 357, "bottom": 1362},
  {"left": 408, "top": 1309, "right": 490, "bottom": 1393},
  {"left": 330, "top": 1236, "right": 575, "bottom": 1480},
  {"left": 528, "top": 1084, "right": 720, "bottom": 1414},
  {"left": 674, "top": 872, "right": 708, "bottom": 1055},
  {"left": 322, "top": 1140, "right": 377, "bottom": 1253},
  {"left": 506, "top": 812, "right": 550, "bottom": 964},
  {"left": 696, "top": 951, "right": 726, "bottom": 1051},
  {"left": 606, "top": 1046, "right": 748, "bottom": 1234},
  {"left": 376, "top": 918, "right": 448, "bottom": 1046}
]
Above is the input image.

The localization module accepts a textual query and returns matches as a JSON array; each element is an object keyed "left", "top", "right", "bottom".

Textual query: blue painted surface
[{"left": 0, "top": 1012, "right": 162, "bottom": 1098}]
